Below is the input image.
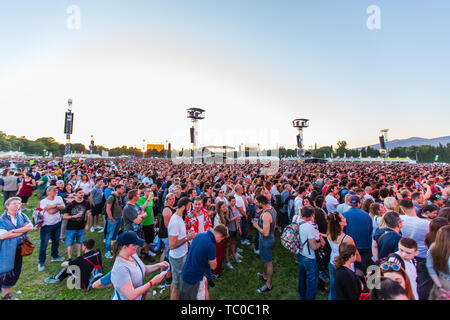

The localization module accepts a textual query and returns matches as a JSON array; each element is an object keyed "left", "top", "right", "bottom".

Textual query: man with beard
[
  {"left": 63, "top": 188, "right": 91, "bottom": 261},
  {"left": 168, "top": 197, "right": 195, "bottom": 300}
]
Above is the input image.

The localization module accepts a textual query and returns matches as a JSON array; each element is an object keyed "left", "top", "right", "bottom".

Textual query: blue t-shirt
[
  {"left": 343, "top": 207, "right": 373, "bottom": 249},
  {"left": 181, "top": 231, "right": 216, "bottom": 285},
  {"left": 373, "top": 228, "right": 402, "bottom": 260},
  {"left": 104, "top": 188, "right": 114, "bottom": 201}
]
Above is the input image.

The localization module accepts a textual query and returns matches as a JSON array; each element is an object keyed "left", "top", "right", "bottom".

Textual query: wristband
[{"left": 148, "top": 281, "right": 153, "bottom": 288}]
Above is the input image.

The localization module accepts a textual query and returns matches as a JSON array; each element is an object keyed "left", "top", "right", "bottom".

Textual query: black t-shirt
[
  {"left": 65, "top": 199, "right": 91, "bottom": 230},
  {"left": 334, "top": 266, "right": 362, "bottom": 300},
  {"left": 69, "top": 249, "right": 102, "bottom": 291}
]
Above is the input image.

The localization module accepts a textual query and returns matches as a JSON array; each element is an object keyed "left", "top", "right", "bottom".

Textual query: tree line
[{"left": 1, "top": 132, "right": 448, "bottom": 163}]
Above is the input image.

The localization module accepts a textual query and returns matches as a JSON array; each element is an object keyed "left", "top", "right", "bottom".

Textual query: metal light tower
[
  {"left": 90, "top": 135, "right": 94, "bottom": 154},
  {"left": 64, "top": 99, "right": 74, "bottom": 155},
  {"left": 187, "top": 108, "right": 205, "bottom": 152},
  {"left": 380, "top": 128, "right": 389, "bottom": 157},
  {"left": 293, "top": 118, "right": 309, "bottom": 158}
]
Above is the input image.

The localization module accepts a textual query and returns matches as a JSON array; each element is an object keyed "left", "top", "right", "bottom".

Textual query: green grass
[{"left": 1, "top": 194, "right": 327, "bottom": 300}]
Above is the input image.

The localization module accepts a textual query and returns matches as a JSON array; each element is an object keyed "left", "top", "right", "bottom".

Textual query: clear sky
[{"left": 1, "top": 0, "right": 449, "bottom": 151}]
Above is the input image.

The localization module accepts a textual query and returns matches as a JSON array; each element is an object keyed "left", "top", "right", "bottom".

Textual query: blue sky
[{"left": 1, "top": 0, "right": 449, "bottom": 150}]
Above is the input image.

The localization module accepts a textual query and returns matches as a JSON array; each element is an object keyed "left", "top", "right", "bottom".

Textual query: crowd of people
[{"left": 0, "top": 158, "right": 449, "bottom": 300}]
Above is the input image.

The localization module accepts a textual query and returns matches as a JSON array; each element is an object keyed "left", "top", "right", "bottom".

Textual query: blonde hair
[{"left": 165, "top": 192, "right": 175, "bottom": 206}]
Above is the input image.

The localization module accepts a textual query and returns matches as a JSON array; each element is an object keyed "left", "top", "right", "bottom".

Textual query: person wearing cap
[
  {"left": 343, "top": 195, "right": 373, "bottom": 272},
  {"left": 428, "top": 194, "right": 444, "bottom": 211},
  {"left": 110, "top": 231, "right": 169, "bottom": 300}
]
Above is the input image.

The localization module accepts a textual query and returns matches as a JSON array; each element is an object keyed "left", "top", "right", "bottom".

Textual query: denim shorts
[
  {"left": 169, "top": 254, "right": 187, "bottom": 289},
  {"left": 259, "top": 235, "right": 275, "bottom": 263},
  {"left": 65, "top": 229, "right": 85, "bottom": 247}
]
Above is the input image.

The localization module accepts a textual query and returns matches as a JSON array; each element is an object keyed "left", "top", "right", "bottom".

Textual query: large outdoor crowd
[{"left": 0, "top": 158, "right": 449, "bottom": 300}]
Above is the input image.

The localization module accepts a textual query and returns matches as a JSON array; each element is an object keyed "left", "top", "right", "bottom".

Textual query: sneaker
[
  {"left": 225, "top": 261, "right": 234, "bottom": 269},
  {"left": 235, "top": 252, "right": 243, "bottom": 259},
  {"left": 148, "top": 251, "right": 157, "bottom": 257},
  {"left": 105, "top": 251, "right": 113, "bottom": 259},
  {"left": 212, "top": 274, "right": 221, "bottom": 280},
  {"left": 237, "top": 247, "right": 243, "bottom": 253},
  {"left": 90, "top": 227, "right": 95, "bottom": 233},
  {"left": 254, "top": 249, "right": 260, "bottom": 255},
  {"left": 95, "top": 225, "right": 103, "bottom": 229},
  {"left": 51, "top": 256, "right": 65, "bottom": 262},
  {"left": 38, "top": 264, "right": 45, "bottom": 271},
  {"left": 97, "top": 227, "right": 104, "bottom": 233},
  {"left": 1, "top": 294, "right": 19, "bottom": 300},
  {"left": 144, "top": 255, "right": 155, "bottom": 263},
  {"left": 44, "top": 276, "right": 60, "bottom": 284},
  {"left": 234, "top": 256, "right": 242, "bottom": 263},
  {"left": 257, "top": 284, "right": 272, "bottom": 293}
]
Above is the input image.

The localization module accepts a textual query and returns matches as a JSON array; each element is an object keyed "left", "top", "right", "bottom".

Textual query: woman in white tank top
[{"left": 326, "top": 212, "right": 361, "bottom": 300}]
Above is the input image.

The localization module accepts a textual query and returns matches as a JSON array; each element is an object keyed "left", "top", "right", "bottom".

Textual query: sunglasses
[{"left": 380, "top": 263, "right": 401, "bottom": 272}]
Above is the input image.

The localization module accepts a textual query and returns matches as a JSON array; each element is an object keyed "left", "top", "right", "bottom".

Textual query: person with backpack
[
  {"left": 387, "top": 237, "right": 419, "bottom": 299},
  {"left": 251, "top": 195, "right": 277, "bottom": 293},
  {"left": 326, "top": 211, "right": 361, "bottom": 300},
  {"left": 372, "top": 211, "right": 403, "bottom": 263},
  {"left": 44, "top": 238, "right": 103, "bottom": 292},
  {"left": 295, "top": 205, "right": 325, "bottom": 300}
]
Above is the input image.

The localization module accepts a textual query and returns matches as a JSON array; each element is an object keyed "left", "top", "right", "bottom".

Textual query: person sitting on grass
[{"left": 45, "top": 238, "right": 103, "bottom": 292}]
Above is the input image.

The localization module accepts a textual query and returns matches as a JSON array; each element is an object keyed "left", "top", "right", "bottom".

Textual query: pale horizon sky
[{"left": 1, "top": 1, "right": 449, "bottom": 151}]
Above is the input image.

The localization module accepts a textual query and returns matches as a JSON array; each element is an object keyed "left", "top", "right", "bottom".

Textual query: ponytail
[
  {"left": 334, "top": 242, "right": 356, "bottom": 270},
  {"left": 111, "top": 240, "right": 122, "bottom": 258}
]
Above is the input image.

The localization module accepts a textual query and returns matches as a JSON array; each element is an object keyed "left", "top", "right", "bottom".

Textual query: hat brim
[{"left": 133, "top": 238, "right": 145, "bottom": 247}]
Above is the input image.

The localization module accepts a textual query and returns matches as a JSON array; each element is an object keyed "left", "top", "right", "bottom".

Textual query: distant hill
[{"left": 358, "top": 136, "right": 450, "bottom": 150}]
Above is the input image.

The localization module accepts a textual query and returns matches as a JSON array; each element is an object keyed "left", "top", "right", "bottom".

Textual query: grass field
[{"left": 0, "top": 194, "right": 327, "bottom": 300}]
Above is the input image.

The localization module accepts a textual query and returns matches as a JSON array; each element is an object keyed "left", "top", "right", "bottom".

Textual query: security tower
[
  {"left": 64, "top": 99, "right": 74, "bottom": 155},
  {"left": 187, "top": 108, "right": 205, "bottom": 151},
  {"left": 293, "top": 118, "right": 309, "bottom": 158}
]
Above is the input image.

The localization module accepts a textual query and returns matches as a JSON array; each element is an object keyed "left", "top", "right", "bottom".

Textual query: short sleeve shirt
[
  {"left": 111, "top": 254, "right": 146, "bottom": 300},
  {"left": 298, "top": 222, "right": 317, "bottom": 259},
  {"left": 123, "top": 204, "right": 141, "bottom": 231},
  {"left": 181, "top": 231, "right": 216, "bottom": 285},
  {"left": 168, "top": 214, "right": 188, "bottom": 259},
  {"left": 40, "top": 196, "right": 64, "bottom": 226}
]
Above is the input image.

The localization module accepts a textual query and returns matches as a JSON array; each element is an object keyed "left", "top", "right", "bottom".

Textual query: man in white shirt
[
  {"left": 234, "top": 185, "right": 249, "bottom": 245},
  {"left": 336, "top": 194, "right": 352, "bottom": 214},
  {"left": 296, "top": 206, "right": 325, "bottom": 300},
  {"left": 294, "top": 186, "right": 307, "bottom": 218},
  {"left": 38, "top": 186, "right": 66, "bottom": 271},
  {"left": 168, "top": 197, "right": 195, "bottom": 300},
  {"left": 398, "top": 199, "right": 430, "bottom": 299},
  {"left": 325, "top": 184, "right": 340, "bottom": 213}
]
